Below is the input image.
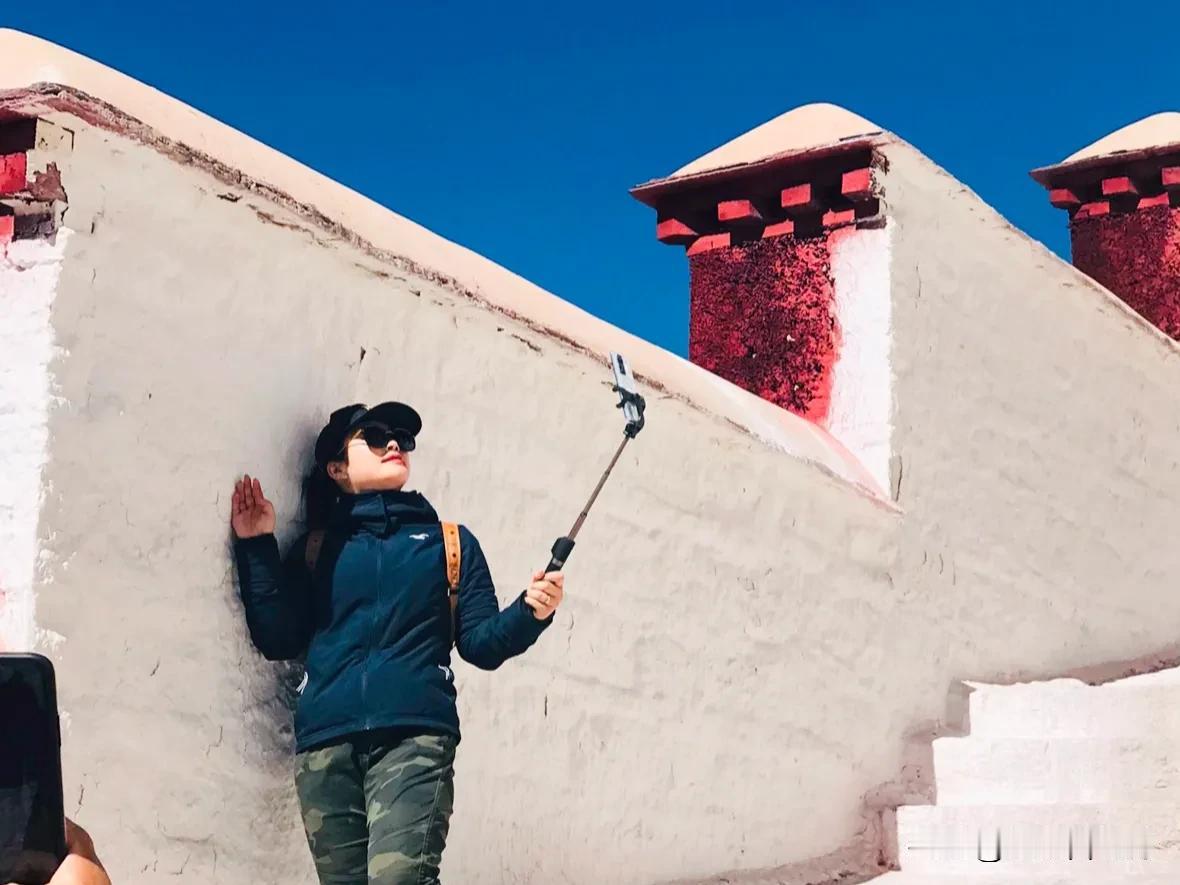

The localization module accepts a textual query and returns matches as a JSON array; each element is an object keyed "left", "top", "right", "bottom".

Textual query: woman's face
[{"left": 327, "top": 426, "right": 412, "bottom": 493}]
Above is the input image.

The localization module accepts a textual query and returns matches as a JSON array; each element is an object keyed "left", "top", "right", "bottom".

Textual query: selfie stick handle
[
  {"left": 545, "top": 536, "right": 576, "bottom": 573},
  {"left": 542, "top": 431, "right": 633, "bottom": 573}
]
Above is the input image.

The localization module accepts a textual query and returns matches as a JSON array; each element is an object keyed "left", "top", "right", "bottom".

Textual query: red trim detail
[
  {"left": 780, "top": 183, "right": 817, "bottom": 214},
  {"left": 717, "top": 199, "right": 763, "bottom": 225},
  {"left": 1102, "top": 176, "right": 1138, "bottom": 197},
  {"left": 841, "top": 168, "right": 873, "bottom": 201},
  {"left": 761, "top": 219, "right": 795, "bottom": 239},
  {"left": 657, "top": 217, "right": 698, "bottom": 245},
  {"left": 686, "top": 233, "right": 731, "bottom": 256},
  {"left": 823, "top": 208, "right": 856, "bottom": 228},
  {"left": 1076, "top": 201, "right": 1111, "bottom": 219},
  {"left": 1049, "top": 188, "right": 1081, "bottom": 209}
]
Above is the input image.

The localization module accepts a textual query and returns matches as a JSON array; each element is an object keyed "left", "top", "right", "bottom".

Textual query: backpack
[{"left": 303, "top": 522, "right": 462, "bottom": 647}]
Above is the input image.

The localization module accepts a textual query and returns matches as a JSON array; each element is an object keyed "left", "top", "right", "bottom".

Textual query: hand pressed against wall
[{"left": 230, "top": 474, "right": 276, "bottom": 539}]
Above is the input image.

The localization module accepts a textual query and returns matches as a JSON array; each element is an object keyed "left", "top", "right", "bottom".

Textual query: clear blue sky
[{"left": 7, "top": 2, "right": 1177, "bottom": 355}]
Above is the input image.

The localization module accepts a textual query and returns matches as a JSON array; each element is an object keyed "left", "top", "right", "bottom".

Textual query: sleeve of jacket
[
  {"left": 454, "top": 525, "right": 552, "bottom": 670},
  {"left": 233, "top": 532, "right": 314, "bottom": 661}
]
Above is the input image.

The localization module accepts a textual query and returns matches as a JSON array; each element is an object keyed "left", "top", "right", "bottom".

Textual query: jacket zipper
[{"left": 363, "top": 533, "right": 383, "bottom": 731}]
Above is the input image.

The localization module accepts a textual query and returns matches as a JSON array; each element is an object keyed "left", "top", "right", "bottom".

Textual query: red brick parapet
[
  {"left": 632, "top": 143, "right": 885, "bottom": 423},
  {"left": 1032, "top": 146, "right": 1180, "bottom": 340}
]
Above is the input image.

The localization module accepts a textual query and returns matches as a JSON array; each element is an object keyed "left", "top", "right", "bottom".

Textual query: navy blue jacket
[{"left": 233, "top": 489, "right": 551, "bottom": 751}]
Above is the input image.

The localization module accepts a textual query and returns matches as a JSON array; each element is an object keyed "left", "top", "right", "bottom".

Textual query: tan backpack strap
[
  {"left": 442, "top": 522, "right": 462, "bottom": 592},
  {"left": 442, "top": 521, "right": 461, "bottom": 646},
  {"left": 304, "top": 529, "right": 326, "bottom": 573}
]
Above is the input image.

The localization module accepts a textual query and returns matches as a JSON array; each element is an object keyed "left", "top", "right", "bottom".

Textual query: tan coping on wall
[
  {"left": 669, "top": 102, "right": 885, "bottom": 180},
  {"left": 1066, "top": 112, "right": 1180, "bottom": 163},
  {"left": 0, "top": 29, "right": 890, "bottom": 504},
  {"left": 630, "top": 105, "right": 889, "bottom": 208},
  {"left": 1031, "top": 112, "right": 1180, "bottom": 183}
]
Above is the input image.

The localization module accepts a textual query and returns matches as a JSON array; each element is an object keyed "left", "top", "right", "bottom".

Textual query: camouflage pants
[{"left": 294, "top": 730, "right": 457, "bottom": 885}]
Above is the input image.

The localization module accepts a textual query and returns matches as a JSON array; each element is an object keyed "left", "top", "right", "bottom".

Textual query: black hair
[
  {"left": 302, "top": 427, "right": 368, "bottom": 528},
  {"left": 302, "top": 465, "right": 340, "bottom": 529}
]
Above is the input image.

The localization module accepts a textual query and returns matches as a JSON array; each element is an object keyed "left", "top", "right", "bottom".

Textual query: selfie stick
[{"left": 543, "top": 352, "right": 646, "bottom": 573}]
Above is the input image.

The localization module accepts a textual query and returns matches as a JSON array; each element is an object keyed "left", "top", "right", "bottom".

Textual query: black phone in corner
[{"left": 0, "top": 654, "right": 67, "bottom": 884}]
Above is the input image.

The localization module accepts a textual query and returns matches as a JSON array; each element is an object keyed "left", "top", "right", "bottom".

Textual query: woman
[{"left": 230, "top": 402, "right": 564, "bottom": 885}]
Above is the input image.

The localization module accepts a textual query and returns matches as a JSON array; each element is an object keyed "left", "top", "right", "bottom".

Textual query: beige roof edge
[
  {"left": 1030, "top": 138, "right": 1180, "bottom": 185},
  {"left": 0, "top": 29, "right": 890, "bottom": 504},
  {"left": 670, "top": 102, "right": 885, "bottom": 179},
  {"left": 631, "top": 133, "right": 886, "bottom": 206},
  {"left": 1030, "top": 112, "right": 1180, "bottom": 183},
  {"left": 1064, "top": 111, "right": 1180, "bottom": 163}
]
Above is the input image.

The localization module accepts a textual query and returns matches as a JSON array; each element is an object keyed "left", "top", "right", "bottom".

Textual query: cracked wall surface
[
  {"left": 24, "top": 115, "right": 905, "bottom": 884},
  {"left": 4, "top": 96, "right": 1180, "bottom": 885},
  {"left": 884, "top": 139, "right": 1180, "bottom": 711}
]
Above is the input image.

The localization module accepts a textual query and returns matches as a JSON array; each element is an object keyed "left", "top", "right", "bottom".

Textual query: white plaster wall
[
  {"left": 827, "top": 222, "right": 894, "bottom": 495},
  {"left": 883, "top": 139, "right": 1180, "bottom": 692},
  {"left": 858, "top": 144, "right": 1180, "bottom": 868},
  {"left": 0, "top": 232, "right": 69, "bottom": 651},
  {"left": 0, "top": 32, "right": 880, "bottom": 500},
  {"left": 29, "top": 119, "right": 902, "bottom": 885},
  {"left": 14, "top": 113, "right": 1180, "bottom": 885},
  {"left": 869, "top": 146, "right": 1180, "bottom": 883},
  {"left": 887, "top": 673, "right": 1180, "bottom": 877}
]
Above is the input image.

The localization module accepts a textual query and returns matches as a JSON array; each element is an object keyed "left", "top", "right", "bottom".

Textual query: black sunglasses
[{"left": 339, "top": 423, "right": 416, "bottom": 457}]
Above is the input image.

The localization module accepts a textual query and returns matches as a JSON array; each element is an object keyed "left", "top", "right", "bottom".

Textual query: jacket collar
[{"left": 328, "top": 489, "right": 439, "bottom": 535}]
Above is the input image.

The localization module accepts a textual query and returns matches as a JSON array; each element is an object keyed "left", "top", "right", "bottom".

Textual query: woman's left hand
[{"left": 524, "top": 570, "right": 564, "bottom": 620}]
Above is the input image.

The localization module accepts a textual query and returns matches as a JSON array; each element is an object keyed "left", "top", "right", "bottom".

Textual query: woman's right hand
[{"left": 231, "top": 474, "right": 276, "bottom": 539}]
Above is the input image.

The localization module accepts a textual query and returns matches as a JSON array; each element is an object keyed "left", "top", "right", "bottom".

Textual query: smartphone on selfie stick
[{"left": 0, "top": 653, "right": 67, "bottom": 884}]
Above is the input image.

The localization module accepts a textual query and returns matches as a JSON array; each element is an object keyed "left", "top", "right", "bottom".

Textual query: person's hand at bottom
[{"left": 48, "top": 819, "right": 110, "bottom": 885}]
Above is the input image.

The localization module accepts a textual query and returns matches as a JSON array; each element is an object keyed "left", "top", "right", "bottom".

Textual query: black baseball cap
[{"left": 314, "top": 402, "right": 422, "bottom": 467}]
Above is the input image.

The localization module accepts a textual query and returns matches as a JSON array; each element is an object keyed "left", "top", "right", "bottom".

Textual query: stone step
[
  {"left": 871, "top": 872, "right": 1180, "bottom": 884},
  {"left": 932, "top": 736, "right": 1180, "bottom": 804},
  {"left": 965, "top": 678, "right": 1180, "bottom": 739},
  {"left": 895, "top": 802, "right": 1180, "bottom": 874}
]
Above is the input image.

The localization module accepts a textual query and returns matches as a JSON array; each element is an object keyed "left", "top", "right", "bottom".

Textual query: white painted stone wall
[
  {"left": 882, "top": 671, "right": 1180, "bottom": 883},
  {"left": 2, "top": 100, "right": 1179, "bottom": 885},
  {"left": 885, "top": 139, "right": 1180, "bottom": 696},
  {"left": 0, "top": 232, "right": 69, "bottom": 651},
  {"left": 827, "top": 222, "right": 894, "bottom": 494},
  {"left": 18, "top": 118, "right": 900, "bottom": 885}
]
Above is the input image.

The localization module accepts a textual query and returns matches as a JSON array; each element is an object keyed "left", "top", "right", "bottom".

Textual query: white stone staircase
[{"left": 872, "top": 667, "right": 1180, "bottom": 884}]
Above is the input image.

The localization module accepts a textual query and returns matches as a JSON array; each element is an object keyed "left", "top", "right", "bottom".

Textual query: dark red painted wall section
[
  {"left": 1037, "top": 154, "right": 1180, "bottom": 340},
  {"left": 638, "top": 146, "right": 880, "bottom": 424},
  {"left": 689, "top": 233, "right": 839, "bottom": 422},
  {"left": 1071, "top": 205, "right": 1180, "bottom": 339}
]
